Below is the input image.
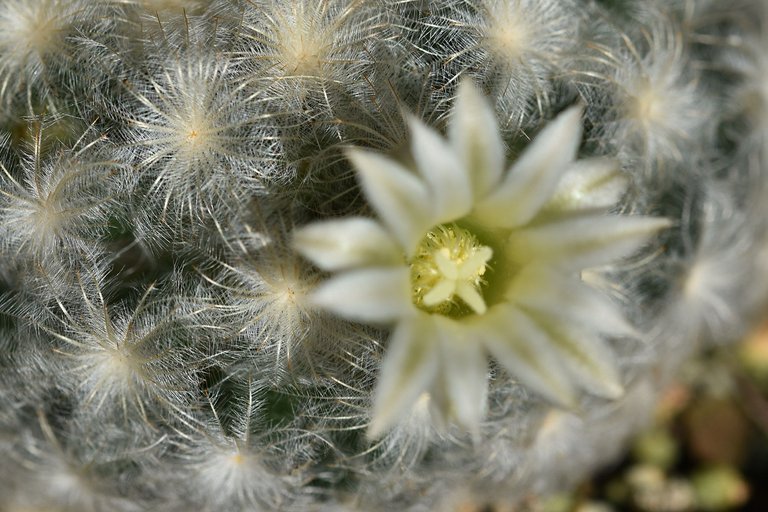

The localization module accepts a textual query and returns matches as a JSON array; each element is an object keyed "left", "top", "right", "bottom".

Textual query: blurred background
[{"left": 472, "top": 316, "right": 768, "bottom": 512}]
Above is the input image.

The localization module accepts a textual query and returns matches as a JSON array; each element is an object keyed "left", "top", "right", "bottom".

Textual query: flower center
[{"left": 409, "top": 224, "right": 493, "bottom": 317}]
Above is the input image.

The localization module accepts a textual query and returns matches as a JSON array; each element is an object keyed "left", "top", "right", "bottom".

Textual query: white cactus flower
[{"left": 294, "top": 80, "right": 670, "bottom": 438}]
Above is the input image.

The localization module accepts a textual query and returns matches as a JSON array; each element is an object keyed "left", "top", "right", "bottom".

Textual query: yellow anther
[{"left": 409, "top": 224, "right": 492, "bottom": 316}]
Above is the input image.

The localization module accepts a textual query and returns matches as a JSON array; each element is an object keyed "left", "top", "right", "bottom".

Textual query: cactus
[{"left": 1, "top": 1, "right": 767, "bottom": 510}]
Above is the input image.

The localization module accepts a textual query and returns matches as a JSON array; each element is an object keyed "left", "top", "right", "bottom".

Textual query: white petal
[
  {"left": 542, "top": 157, "right": 628, "bottom": 213},
  {"left": 408, "top": 115, "right": 472, "bottom": 222},
  {"left": 368, "top": 316, "right": 439, "bottom": 438},
  {"left": 293, "top": 218, "right": 402, "bottom": 271},
  {"left": 473, "top": 105, "right": 584, "bottom": 228},
  {"left": 437, "top": 320, "right": 488, "bottom": 433},
  {"left": 449, "top": 79, "right": 505, "bottom": 200},
  {"left": 534, "top": 320, "right": 624, "bottom": 399},
  {"left": 310, "top": 267, "right": 412, "bottom": 323},
  {"left": 507, "top": 264, "right": 635, "bottom": 337},
  {"left": 347, "top": 148, "right": 434, "bottom": 255},
  {"left": 477, "top": 305, "right": 576, "bottom": 407},
  {"left": 507, "top": 215, "right": 671, "bottom": 269}
]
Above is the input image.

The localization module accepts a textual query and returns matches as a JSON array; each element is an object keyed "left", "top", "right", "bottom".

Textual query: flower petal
[
  {"left": 542, "top": 157, "right": 628, "bottom": 213},
  {"left": 408, "top": 115, "right": 473, "bottom": 222},
  {"left": 507, "top": 215, "right": 671, "bottom": 269},
  {"left": 293, "top": 218, "right": 403, "bottom": 271},
  {"left": 368, "top": 316, "right": 439, "bottom": 438},
  {"left": 533, "top": 320, "right": 624, "bottom": 399},
  {"left": 449, "top": 79, "right": 505, "bottom": 200},
  {"left": 473, "top": 105, "right": 584, "bottom": 228},
  {"left": 347, "top": 148, "right": 434, "bottom": 255},
  {"left": 436, "top": 319, "right": 488, "bottom": 434},
  {"left": 477, "top": 305, "right": 576, "bottom": 407},
  {"left": 507, "top": 264, "right": 635, "bottom": 337},
  {"left": 309, "top": 267, "right": 412, "bottom": 323}
]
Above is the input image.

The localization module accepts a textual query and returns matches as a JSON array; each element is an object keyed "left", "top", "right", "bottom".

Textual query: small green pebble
[
  {"left": 692, "top": 466, "right": 749, "bottom": 511},
  {"left": 633, "top": 427, "right": 679, "bottom": 470}
]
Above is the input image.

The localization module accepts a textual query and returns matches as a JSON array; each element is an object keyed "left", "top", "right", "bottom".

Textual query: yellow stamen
[{"left": 410, "top": 224, "right": 492, "bottom": 316}]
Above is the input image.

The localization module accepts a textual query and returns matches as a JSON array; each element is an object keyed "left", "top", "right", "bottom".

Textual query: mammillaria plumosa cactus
[{"left": 1, "top": 0, "right": 767, "bottom": 510}]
